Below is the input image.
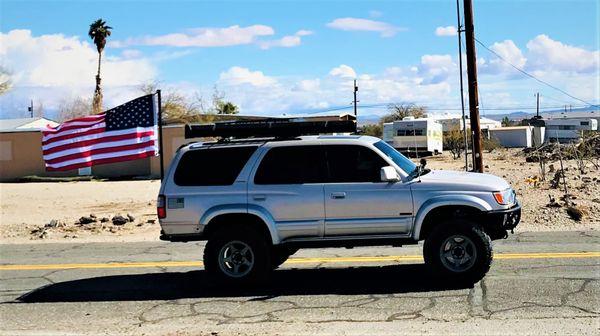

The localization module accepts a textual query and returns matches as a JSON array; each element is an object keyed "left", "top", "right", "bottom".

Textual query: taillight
[{"left": 157, "top": 195, "right": 166, "bottom": 219}]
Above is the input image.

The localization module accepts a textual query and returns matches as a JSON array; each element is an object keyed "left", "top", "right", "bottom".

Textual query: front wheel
[{"left": 423, "top": 222, "right": 493, "bottom": 284}]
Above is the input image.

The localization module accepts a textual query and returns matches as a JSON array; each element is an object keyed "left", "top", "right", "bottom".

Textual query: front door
[{"left": 323, "top": 145, "right": 413, "bottom": 236}]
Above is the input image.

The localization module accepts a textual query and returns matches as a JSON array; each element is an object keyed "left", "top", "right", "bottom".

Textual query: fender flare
[
  {"left": 412, "top": 195, "right": 492, "bottom": 240},
  {"left": 199, "top": 204, "right": 279, "bottom": 244}
]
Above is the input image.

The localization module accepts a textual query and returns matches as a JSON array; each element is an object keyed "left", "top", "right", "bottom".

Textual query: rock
[
  {"left": 566, "top": 206, "right": 584, "bottom": 221},
  {"left": 90, "top": 213, "right": 97, "bottom": 218},
  {"left": 100, "top": 217, "right": 109, "bottom": 223},
  {"left": 592, "top": 198, "right": 600, "bottom": 204},
  {"left": 112, "top": 215, "right": 128, "bottom": 226},
  {"left": 30, "top": 227, "right": 47, "bottom": 239},
  {"left": 78, "top": 216, "right": 97, "bottom": 225},
  {"left": 581, "top": 177, "right": 592, "bottom": 183},
  {"left": 45, "top": 219, "right": 59, "bottom": 228},
  {"left": 126, "top": 214, "right": 135, "bottom": 222},
  {"left": 136, "top": 222, "right": 144, "bottom": 227},
  {"left": 146, "top": 219, "right": 156, "bottom": 224},
  {"left": 484, "top": 165, "right": 489, "bottom": 169}
]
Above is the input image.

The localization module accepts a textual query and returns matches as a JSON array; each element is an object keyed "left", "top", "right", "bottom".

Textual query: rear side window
[
  {"left": 325, "top": 145, "right": 387, "bottom": 183},
  {"left": 254, "top": 146, "right": 326, "bottom": 184},
  {"left": 174, "top": 146, "right": 257, "bottom": 186}
]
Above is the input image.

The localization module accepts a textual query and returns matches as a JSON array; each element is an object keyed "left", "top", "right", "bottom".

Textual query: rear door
[
  {"left": 162, "top": 145, "right": 258, "bottom": 235},
  {"left": 248, "top": 145, "right": 326, "bottom": 241},
  {"left": 323, "top": 145, "right": 413, "bottom": 236}
]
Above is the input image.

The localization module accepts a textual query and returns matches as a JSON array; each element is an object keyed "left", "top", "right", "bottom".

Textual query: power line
[{"left": 474, "top": 37, "right": 598, "bottom": 107}]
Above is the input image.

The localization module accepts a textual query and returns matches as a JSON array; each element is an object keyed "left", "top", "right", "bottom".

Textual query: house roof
[{"left": 0, "top": 117, "right": 58, "bottom": 133}]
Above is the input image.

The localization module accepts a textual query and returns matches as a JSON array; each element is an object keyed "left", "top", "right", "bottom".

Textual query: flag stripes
[{"left": 42, "top": 94, "right": 159, "bottom": 171}]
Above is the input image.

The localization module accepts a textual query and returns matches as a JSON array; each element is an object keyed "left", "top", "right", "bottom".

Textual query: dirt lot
[{"left": 0, "top": 148, "right": 598, "bottom": 244}]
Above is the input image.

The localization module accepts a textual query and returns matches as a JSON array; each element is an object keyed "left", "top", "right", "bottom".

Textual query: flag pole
[{"left": 156, "top": 89, "right": 165, "bottom": 181}]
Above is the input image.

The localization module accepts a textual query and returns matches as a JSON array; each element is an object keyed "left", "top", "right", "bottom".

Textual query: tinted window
[
  {"left": 325, "top": 145, "right": 388, "bottom": 183},
  {"left": 373, "top": 140, "right": 417, "bottom": 175},
  {"left": 174, "top": 146, "right": 257, "bottom": 186},
  {"left": 254, "top": 146, "right": 326, "bottom": 184}
]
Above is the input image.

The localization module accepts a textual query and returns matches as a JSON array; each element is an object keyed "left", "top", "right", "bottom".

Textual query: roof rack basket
[{"left": 184, "top": 117, "right": 356, "bottom": 139}]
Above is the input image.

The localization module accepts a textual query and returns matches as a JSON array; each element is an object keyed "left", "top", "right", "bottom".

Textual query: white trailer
[
  {"left": 383, "top": 117, "right": 443, "bottom": 156},
  {"left": 544, "top": 118, "right": 598, "bottom": 143}
]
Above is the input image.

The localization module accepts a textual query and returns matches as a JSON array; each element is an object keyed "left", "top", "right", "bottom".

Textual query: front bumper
[{"left": 483, "top": 202, "right": 521, "bottom": 239}]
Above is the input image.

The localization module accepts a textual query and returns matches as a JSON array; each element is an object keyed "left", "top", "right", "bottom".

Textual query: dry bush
[{"left": 443, "top": 129, "right": 465, "bottom": 159}]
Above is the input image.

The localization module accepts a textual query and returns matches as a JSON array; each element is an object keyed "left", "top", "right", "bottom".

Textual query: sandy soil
[
  {"left": 0, "top": 148, "right": 598, "bottom": 244},
  {"left": 0, "top": 180, "right": 161, "bottom": 244}
]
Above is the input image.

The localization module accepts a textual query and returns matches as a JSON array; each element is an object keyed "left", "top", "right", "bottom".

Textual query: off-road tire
[
  {"left": 203, "top": 226, "right": 271, "bottom": 285},
  {"left": 423, "top": 221, "right": 493, "bottom": 284}
]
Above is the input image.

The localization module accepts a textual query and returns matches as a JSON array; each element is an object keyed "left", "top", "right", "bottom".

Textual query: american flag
[{"left": 42, "top": 94, "right": 159, "bottom": 171}]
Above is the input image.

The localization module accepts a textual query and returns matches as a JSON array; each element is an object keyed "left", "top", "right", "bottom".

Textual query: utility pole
[
  {"left": 463, "top": 0, "right": 484, "bottom": 173},
  {"left": 536, "top": 92, "right": 540, "bottom": 118},
  {"left": 456, "top": 0, "right": 469, "bottom": 172},
  {"left": 28, "top": 100, "right": 33, "bottom": 118},
  {"left": 353, "top": 79, "right": 358, "bottom": 117}
]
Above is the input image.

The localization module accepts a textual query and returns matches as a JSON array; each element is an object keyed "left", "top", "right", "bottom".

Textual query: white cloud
[
  {"left": 293, "top": 79, "right": 320, "bottom": 91},
  {"left": 0, "top": 30, "right": 155, "bottom": 88},
  {"left": 326, "top": 18, "right": 405, "bottom": 37},
  {"left": 526, "top": 34, "right": 599, "bottom": 73},
  {"left": 258, "top": 30, "right": 313, "bottom": 49},
  {"left": 435, "top": 26, "right": 457, "bottom": 37},
  {"left": 329, "top": 64, "right": 357, "bottom": 79},
  {"left": 418, "top": 54, "right": 455, "bottom": 84},
  {"left": 0, "top": 29, "right": 158, "bottom": 118},
  {"left": 487, "top": 40, "right": 527, "bottom": 74},
  {"left": 111, "top": 25, "right": 275, "bottom": 48},
  {"left": 218, "top": 66, "right": 277, "bottom": 87}
]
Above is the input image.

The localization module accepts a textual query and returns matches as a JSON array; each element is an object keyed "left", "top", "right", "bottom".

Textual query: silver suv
[{"left": 158, "top": 135, "right": 520, "bottom": 284}]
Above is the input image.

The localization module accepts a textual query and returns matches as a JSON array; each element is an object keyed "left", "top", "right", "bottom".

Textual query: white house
[{"left": 489, "top": 126, "right": 534, "bottom": 148}]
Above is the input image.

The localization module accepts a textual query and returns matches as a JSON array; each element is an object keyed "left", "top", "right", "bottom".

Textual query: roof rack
[{"left": 184, "top": 116, "right": 356, "bottom": 139}]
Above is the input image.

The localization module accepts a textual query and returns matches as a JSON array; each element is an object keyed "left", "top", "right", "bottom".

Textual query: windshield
[{"left": 373, "top": 141, "right": 417, "bottom": 175}]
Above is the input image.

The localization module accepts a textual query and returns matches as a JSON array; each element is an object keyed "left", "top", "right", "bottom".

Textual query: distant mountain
[{"left": 482, "top": 105, "right": 599, "bottom": 121}]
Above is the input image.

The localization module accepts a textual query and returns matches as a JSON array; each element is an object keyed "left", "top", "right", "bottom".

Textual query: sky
[{"left": 0, "top": 0, "right": 598, "bottom": 120}]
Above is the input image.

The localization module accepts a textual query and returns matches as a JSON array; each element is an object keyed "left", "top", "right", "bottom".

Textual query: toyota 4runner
[{"left": 158, "top": 135, "right": 520, "bottom": 284}]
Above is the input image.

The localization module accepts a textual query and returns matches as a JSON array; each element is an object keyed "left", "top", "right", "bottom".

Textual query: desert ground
[{"left": 0, "top": 148, "right": 598, "bottom": 244}]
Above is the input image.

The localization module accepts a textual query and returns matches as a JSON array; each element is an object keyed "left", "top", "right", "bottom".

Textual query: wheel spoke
[{"left": 240, "top": 246, "right": 250, "bottom": 256}]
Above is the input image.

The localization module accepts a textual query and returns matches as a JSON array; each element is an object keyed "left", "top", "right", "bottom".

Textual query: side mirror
[{"left": 380, "top": 166, "right": 400, "bottom": 182}]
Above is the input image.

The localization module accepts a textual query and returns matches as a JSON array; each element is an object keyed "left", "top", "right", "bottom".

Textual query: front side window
[
  {"left": 325, "top": 145, "right": 388, "bottom": 183},
  {"left": 373, "top": 140, "right": 417, "bottom": 175},
  {"left": 174, "top": 146, "right": 257, "bottom": 186},
  {"left": 254, "top": 146, "right": 326, "bottom": 184}
]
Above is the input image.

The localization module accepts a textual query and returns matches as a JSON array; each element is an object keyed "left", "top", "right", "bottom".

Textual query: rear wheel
[
  {"left": 204, "top": 226, "right": 271, "bottom": 284},
  {"left": 424, "top": 221, "right": 493, "bottom": 284}
]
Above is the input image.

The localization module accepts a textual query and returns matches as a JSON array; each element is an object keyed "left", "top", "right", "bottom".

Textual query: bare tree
[
  {"left": 380, "top": 103, "right": 427, "bottom": 123},
  {"left": 58, "top": 97, "right": 92, "bottom": 121},
  {"left": 0, "top": 66, "right": 11, "bottom": 95}
]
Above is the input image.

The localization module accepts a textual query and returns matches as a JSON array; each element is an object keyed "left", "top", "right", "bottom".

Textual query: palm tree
[{"left": 88, "top": 19, "right": 112, "bottom": 114}]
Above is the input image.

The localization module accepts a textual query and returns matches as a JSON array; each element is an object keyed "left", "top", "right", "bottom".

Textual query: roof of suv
[{"left": 184, "top": 135, "right": 381, "bottom": 150}]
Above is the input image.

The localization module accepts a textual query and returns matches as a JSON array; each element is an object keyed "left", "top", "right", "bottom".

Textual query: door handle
[
  {"left": 252, "top": 194, "right": 266, "bottom": 201},
  {"left": 331, "top": 192, "right": 346, "bottom": 199}
]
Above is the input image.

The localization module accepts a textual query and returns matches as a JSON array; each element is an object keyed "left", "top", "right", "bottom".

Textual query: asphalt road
[{"left": 1, "top": 231, "right": 599, "bottom": 335}]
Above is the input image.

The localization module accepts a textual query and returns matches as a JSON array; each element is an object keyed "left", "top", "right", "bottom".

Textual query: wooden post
[{"left": 463, "top": 0, "right": 484, "bottom": 173}]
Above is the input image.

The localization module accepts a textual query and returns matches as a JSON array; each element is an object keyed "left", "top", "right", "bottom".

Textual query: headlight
[{"left": 493, "top": 189, "right": 515, "bottom": 205}]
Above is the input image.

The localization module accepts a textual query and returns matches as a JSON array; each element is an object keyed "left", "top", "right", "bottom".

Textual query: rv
[{"left": 383, "top": 117, "right": 443, "bottom": 156}]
